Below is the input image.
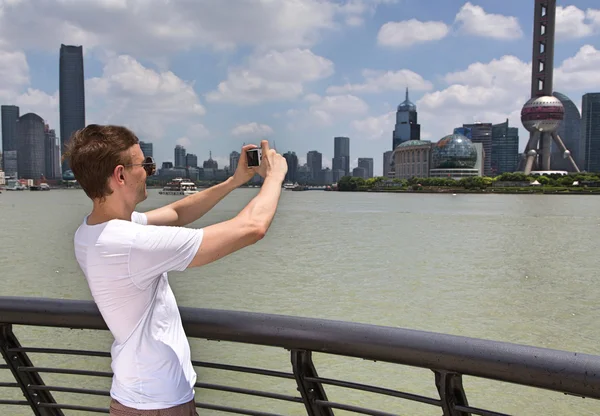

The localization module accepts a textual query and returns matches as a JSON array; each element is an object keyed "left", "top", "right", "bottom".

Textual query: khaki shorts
[{"left": 109, "top": 399, "right": 199, "bottom": 416}]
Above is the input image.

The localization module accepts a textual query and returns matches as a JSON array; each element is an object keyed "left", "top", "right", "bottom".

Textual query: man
[{"left": 63, "top": 124, "right": 287, "bottom": 416}]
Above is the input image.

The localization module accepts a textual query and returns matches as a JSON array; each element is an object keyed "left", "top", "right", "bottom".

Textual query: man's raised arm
[
  {"left": 187, "top": 142, "right": 287, "bottom": 268},
  {"left": 145, "top": 144, "right": 262, "bottom": 227}
]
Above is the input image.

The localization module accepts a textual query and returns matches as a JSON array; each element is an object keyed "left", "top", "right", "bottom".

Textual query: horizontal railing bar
[
  {"left": 0, "top": 400, "right": 29, "bottom": 406},
  {"left": 192, "top": 360, "right": 295, "bottom": 379},
  {"left": 315, "top": 399, "right": 398, "bottom": 416},
  {"left": 19, "top": 366, "right": 112, "bottom": 378},
  {"left": 305, "top": 375, "right": 440, "bottom": 407},
  {"left": 0, "top": 382, "right": 19, "bottom": 388},
  {"left": 195, "top": 381, "right": 302, "bottom": 403},
  {"left": 39, "top": 402, "right": 108, "bottom": 413},
  {"left": 29, "top": 384, "right": 110, "bottom": 397},
  {"left": 9, "top": 346, "right": 110, "bottom": 358},
  {"left": 2, "top": 296, "right": 600, "bottom": 400},
  {"left": 197, "top": 402, "right": 284, "bottom": 416},
  {"left": 454, "top": 404, "right": 511, "bottom": 416},
  {"left": 0, "top": 365, "right": 7, "bottom": 369}
]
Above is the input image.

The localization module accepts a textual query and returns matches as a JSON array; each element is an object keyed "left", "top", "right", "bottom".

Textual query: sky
[{"left": 0, "top": 0, "right": 599, "bottom": 176}]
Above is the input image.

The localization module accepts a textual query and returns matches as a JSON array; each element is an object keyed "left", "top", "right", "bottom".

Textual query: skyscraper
[
  {"left": 307, "top": 150, "right": 322, "bottom": 181},
  {"left": 358, "top": 158, "right": 374, "bottom": 178},
  {"left": 185, "top": 153, "right": 198, "bottom": 168},
  {"left": 582, "top": 93, "right": 600, "bottom": 172},
  {"left": 174, "top": 145, "right": 186, "bottom": 167},
  {"left": 383, "top": 150, "right": 393, "bottom": 177},
  {"left": 333, "top": 136, "right": 350, "bottom": 176},
  {"left": 1, "top": 105, "right": 19, "bottom": 175},
  {"left": 59, "top": 44, "right": 85, "bottom": 173},
  {"left": 491, "top": 119, "right": 519, "bottom": 175},
  {"left": 140, "top": 141, "right": 153, "bottom": 158},
  {"left": 44, "top": 125, "right": 60, "bottom": 179},
  {"left": 392, "top": 88, "right": 420, "bottom": 150},
  {"left": 17, "top": 113, "right": 46, "bottom": 180},
  {"left": 463, "top": 123, "right": 492, "bottom": 176},
  {"left": 283, "top": 151, "right": 298, "bottom": 183},
  {"left": 551, "top": 92, "right": 582, "bottom": 171},
  {"left": 230, "top": 151, "right": 240, "bottom": 173}
]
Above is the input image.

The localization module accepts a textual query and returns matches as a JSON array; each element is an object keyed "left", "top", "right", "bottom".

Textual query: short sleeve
[
  {"left": 128, "top": 225, "right": 203, "bottom": 289},
  {"left": 131, "top": 211, "right": 148, "bottom": 225}
]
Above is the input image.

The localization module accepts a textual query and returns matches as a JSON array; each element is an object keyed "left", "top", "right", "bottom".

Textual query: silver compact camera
[{"left": 246, "top": 148, "right": 262, "bottom": 167}]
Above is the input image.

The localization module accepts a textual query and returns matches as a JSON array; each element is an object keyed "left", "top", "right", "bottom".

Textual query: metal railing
[{"left": 1, "top": 296, "right": 600, "bottom": 415}]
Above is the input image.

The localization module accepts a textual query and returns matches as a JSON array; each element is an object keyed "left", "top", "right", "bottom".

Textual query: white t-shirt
[{"left": 73, "top": 211, "right": 203, "bottom": 409}]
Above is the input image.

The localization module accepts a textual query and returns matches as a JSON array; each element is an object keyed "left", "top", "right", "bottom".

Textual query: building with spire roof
[
  {"left": 203, "top": 151, "right": 218, "bottom": 170},
  {"left": 392, "top": 88, "right": 421, "bottom": 150}
]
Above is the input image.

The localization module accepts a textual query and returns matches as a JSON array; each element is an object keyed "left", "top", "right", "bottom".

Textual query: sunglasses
[{"left": 124, "top": 156, "right": 156, "bottom": 176}]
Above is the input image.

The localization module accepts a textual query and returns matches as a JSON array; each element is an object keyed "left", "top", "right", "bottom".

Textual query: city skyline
[{"left": 0, "top": 1, "right": 598, "bottom": 175}]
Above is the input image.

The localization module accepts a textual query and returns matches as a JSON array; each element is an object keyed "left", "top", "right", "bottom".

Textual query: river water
[{"left": 1, "top": 189, "right": 599, "bottom": 415}]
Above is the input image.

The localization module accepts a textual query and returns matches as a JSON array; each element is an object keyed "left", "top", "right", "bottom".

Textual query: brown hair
[{"left": 62, "top": 125, "right": 139, "bottom": 200}]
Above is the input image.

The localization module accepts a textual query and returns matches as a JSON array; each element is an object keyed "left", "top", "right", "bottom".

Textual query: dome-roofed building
[
  {"left": 430, "top": 134, "right": 482, "bottom": 179},
  {"left": 391, "top": 139, "right": 432, "bottom": 179}
]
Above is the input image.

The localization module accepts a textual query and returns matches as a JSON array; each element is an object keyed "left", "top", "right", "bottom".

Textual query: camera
[{"left": 246, "top": 148, "right": 262, "bottom": 167}]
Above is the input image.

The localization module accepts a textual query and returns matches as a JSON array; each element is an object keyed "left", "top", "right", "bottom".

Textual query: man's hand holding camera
[{"left": 232, "top": 140, "right": 287, "bottom": 186}]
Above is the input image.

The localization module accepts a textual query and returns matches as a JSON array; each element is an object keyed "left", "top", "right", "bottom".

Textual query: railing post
[
  {"left": 0, "top": 324, "right": 63, "bottom": 416},
  {"left": 434, "top": 370, "right": 470, "bottom": 416},
  {"left": 291, "top": 350, "right": 334, "bottom": 416}
]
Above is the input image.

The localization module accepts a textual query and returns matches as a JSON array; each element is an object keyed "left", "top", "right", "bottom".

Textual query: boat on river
[{"left": 158, "top": 178, "right": 198, "bottom": 195}]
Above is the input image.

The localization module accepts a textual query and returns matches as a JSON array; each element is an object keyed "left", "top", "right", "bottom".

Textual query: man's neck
[{"left": 87, "top": 199, "right": 133, "bottom": 225}]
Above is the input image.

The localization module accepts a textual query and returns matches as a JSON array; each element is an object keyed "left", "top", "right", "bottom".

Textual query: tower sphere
[{"left": 521, "top": 96, "right": 564, "bottom": 133}]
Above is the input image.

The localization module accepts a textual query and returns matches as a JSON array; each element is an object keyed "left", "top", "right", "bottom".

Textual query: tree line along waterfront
[{"left": 336, "top": 172, "right": 600, "bottom": 194}]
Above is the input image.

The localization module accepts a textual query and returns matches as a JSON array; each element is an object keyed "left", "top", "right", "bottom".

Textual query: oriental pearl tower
[{"left": 519, "top": 0, "right": 580, "bottom": 174}]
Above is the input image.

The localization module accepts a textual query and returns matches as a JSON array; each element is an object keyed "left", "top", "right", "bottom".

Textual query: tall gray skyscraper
[
  {"left": 333, "top": 136, "right": 350, "bottom": 176},
  {"left": 307, "top": 150, "right": 322, "bottom": 181},
  {"left": 392, "top": 88, "right": 420, "bottom": 150},
  {"left": 229, "top": 151, "right": 240, "bottom": 173},
  {"left": 185, "top": 153, "right": 198, "bottom": 168},
  {"left": 59, "top": 44, "right": 85, "bottom": 173},
  {"left": 1, "top": 105, "right": 19, "bottom": 173},
  {"left": 140, "top": 141, "right": 153, "bottom": 158},
  {"left": 44, "top": 125, "right": 60, "bottom": 179},
  {"left": 17, "top": 113, "right": 46, "bottom": 180},
  {"left": 174, "top": 145, "right": 186, "bottom": 167},
  {"left": 358, "top": 158, "right": 374, "bottom": 178},
  {"left": 552, "top": 92, "right": 582, "bottom": 170},
  {"left": 283, "top": 151, "right": 298, "bottom": 183},
  {"left": 383, "top": 150, "right": 393, "bottom": 177},
  {"left": 463, "top": 123, "right": 492, "bottom": 176},
  {"left": 582, "top": 93, "right": 600, "bottom": 172},
  {"left": 491, "top": 119, "right": 519, "bottom": 175}
]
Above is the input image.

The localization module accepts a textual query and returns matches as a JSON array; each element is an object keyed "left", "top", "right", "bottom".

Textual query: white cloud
[
  {"left": 352, "top": 111, "right": 395, "bottom": 140},
  {"left": 555, "top": 45, "right": 600, "bottom": 90},
  {"left": 556, "top": 6, "right": 600, "bottom": 39},
  {"left": 86, "top": 55, "right": 206, "bottom": 141},
  {"left": 337, "top": 0, "right": 398, "bottom": 27},
  {"left": 186, "top": 123, "right": 211, "bottom": 139},
  {"left": 327, "top": 69, "right": 433, "bottom": 94},
  {"left": 0, "top": 48, "right": 29, "bottom": 93},
  {"left": 287, "top": 94, "right": 369, "bottom": 129},
  {"left": 454, "top": 2, "right": 523, "bottom": 40},
  {"left": 377, "top": 19, "right": 449, "bottom": 47},
  {"left": 307, "top": 94, "right": 369, "bottom": 124},
  {"left": 443, "top": 55, "right": 530, "bottom": 88},
  {"left": 0, "top": 0, "right": 392, "bottom": 59},
  {"left": 231, "top": 122, "right": 274, "bottom": 138},
  {"left": 176, "top": 137, "right": 192, "bottom": 148},
  {"left": 205, "top": 48, "right": 334, "bottom": 105},
  {"left": 0, "top": 43, "right": 58, "bottom": 129}
]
